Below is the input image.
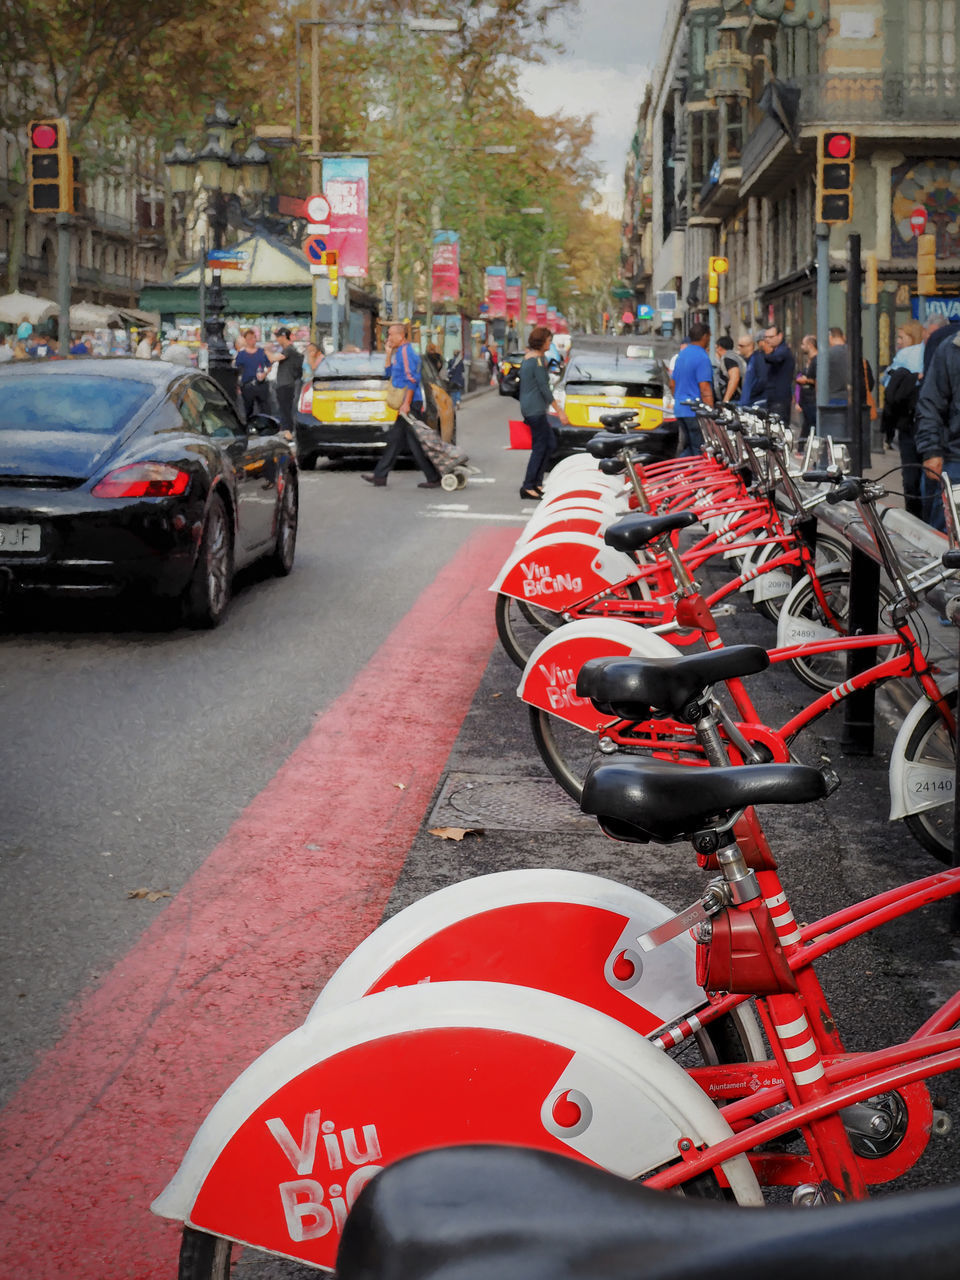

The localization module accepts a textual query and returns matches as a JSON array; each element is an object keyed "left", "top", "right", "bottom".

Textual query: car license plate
[
  {"left": 337, "top": 401, "right": 377, "bottom": 420},
  {"left": 0, "top": 523, "right": 40, "bottom": 552},
  {"left": 588, "top": 405, "right": 623, "bottom": 422}
]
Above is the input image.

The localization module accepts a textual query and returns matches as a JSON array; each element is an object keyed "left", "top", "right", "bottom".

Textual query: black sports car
[{"left": 0, "top": 359, "right": 298, "bottom": 627}]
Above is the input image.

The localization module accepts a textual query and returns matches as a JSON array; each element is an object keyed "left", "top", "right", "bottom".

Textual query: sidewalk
[{"left": 391, "top": 548, "right": 960, "bottom": 1194}]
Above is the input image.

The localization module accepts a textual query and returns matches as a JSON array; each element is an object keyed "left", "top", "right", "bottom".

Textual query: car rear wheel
[
  {"left": 298, "top": 451, "right": 317, "bottom": 471},
  {"left": 183, "top": 493, "right": 233, "bottom": 629},
  {"left": 267, "top": 473, "right": 298, "bottom": 577}
]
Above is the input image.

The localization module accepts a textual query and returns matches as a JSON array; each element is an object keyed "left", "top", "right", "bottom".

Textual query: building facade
[
  {"left": 0, "top": 127, "right": 168, "bottom": 311},
  {"left": 622, "top": 0, "right": 960, "bottom": 373}
]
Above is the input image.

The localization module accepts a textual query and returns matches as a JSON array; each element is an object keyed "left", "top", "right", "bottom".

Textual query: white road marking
[{"left": 420, "top": 510, "right": 528, "bottom": 522}]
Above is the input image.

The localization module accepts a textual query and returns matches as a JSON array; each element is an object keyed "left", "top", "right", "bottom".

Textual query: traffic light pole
[
  {"left": 846, "top": 232, "right": 865, "bottom": 476},
  {"left": 815, "top": 224, "right": 831, "bottom": 438},
  {"left": 56, "top": 212, "right": 71, "bottom": 348}
]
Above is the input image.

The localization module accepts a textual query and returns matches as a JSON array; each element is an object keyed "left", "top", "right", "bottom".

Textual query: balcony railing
[{"left": 793, "top": 68, "right": 960, "bottom": 124}]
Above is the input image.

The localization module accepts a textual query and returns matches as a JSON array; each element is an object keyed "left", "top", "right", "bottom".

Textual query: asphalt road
[
  {"left": 0, "top": 385, "right": 528, "bottom": 1109},
  {"left": 2, "top": 387, "right": 959, "bottom": 1278}
]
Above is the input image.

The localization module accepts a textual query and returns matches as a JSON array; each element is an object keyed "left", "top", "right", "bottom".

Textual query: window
[
  {"left": 189, "top": 381, "right": 241, "bottom": 438},
  {"left": 0, "top": 376, "right": 153, "bottom": 435},
  {"left": 906, "top": 0, "right": 958, "bottom": 92}
]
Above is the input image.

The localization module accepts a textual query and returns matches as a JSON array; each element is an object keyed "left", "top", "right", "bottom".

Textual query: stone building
[{"left": 622, "top": 0, "right": 960, "bottom": 372}]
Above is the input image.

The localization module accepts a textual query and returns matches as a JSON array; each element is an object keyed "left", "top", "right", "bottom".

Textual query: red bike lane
[{"left": 0, "top": 524, "right": 515, "bottom": 1279}]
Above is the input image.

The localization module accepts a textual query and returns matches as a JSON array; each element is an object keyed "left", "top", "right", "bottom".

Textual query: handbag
[{"left": 385, "top": 384, "right": 406, "bottom": 411}]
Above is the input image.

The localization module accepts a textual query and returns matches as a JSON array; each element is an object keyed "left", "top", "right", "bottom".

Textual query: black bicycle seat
[
  {"left": 586, "top": 430, "right": 634, "bottom": 459},
  {"left": 581, "top": 758, "right": 827, "bottom": 843},
  {"left": 599, "top": 410, "right": 637, "bottom": 429},
  {"left": 337, "top": 1145, "right": 960, "bottom": 1280},
  {"left": 577, "top": 646, "right": 770, "bottom": 720},
  {"left": 604, "top": 509, "right": 698, "bottom": 552}
]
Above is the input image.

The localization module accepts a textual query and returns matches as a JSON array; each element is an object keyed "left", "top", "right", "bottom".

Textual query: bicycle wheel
[
  {"left": 495, "top": 592, "right": 564, "bottom": 669},
  {"left": 529, "top": 706, "right": 604, "bottom": 802},
  {"left": 778, "top": 569, "right": 895, "bottom": 694},
  {"left": 752, "top": 532, "right": 852, "bottom": 624},
  {"left": 178, "top": 1226, "right": 236, "bottom": 1279},
  {"left": 902, "top": 689, "right": 957, "bottom": 863}
]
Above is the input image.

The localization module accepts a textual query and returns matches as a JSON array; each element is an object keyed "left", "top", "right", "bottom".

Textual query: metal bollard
[{"left": 840, "top": 544, "right": 880, "bottom": 755}]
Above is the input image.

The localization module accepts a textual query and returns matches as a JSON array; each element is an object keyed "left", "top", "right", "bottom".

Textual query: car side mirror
[{"left": 248, "top": 413, "right": 281, "bottom": 435}]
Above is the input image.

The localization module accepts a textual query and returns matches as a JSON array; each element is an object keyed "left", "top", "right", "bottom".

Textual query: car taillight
[
  {"left": 92, "top": 463, "right": 190, "bottom": 499},
  {"left": 299, "top": 384, "right": 313, "bottom": 412}
]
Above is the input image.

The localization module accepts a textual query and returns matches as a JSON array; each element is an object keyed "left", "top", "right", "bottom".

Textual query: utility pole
[
  {"left": 310, "top": 0, "right": 321, "bottom": 195},
  {"left": 815, "top": 223, "right": 831, "bottom": 439},
  {"left": 56, "top": 212, "right": 71, "bottom": 346}
]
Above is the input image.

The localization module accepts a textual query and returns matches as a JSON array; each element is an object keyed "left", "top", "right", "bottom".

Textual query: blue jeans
[
  {"left": 521, "top": 413, "right": 557, "bottom": 490},
  {"left": 921, "top": 458, "right": 960, "bottom": 531},
  {"left": 676, "top": 415, "right": 702, "bottom": 457}
]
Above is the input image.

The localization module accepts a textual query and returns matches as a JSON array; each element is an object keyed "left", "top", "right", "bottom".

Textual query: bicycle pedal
[{"left": 711, "top": 605, "right": 738, "bottom": 618}]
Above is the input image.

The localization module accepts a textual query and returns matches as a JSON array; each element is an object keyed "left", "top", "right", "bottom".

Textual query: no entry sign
[
  {"left": 305, "top": 192, "right": 331, "bottom": 224},
  {"left": 910, "top": 207, "right": 928, "bottom": 236}
]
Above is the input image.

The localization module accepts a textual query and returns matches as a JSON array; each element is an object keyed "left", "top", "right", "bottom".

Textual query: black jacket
[
  {"left": 881, "top": 367, "right": 920, "bottom": 439},
  {"left": 915, "top": 332, "right": 960, "bottom": 461}
]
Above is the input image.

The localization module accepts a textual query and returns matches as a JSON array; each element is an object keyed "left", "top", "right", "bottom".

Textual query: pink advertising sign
[
  {"left": 432, "top": 231, "right": 460, "bottom": 303},
  {"left": 485, "top": 267, "right": 507, "bottom": 317},
  {"left": 322, "top": 158, "right": 368, "bottom": 277},
  {"left": 506, "top": 276, "right": 522, "bottom": 319}
]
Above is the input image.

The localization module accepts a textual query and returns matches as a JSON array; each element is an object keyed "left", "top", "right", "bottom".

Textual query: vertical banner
[
  {"left": 485, "top": 266, "right": 507, "bottom": 317},
  {"left": 322, "top": 158, "right": 369, "bottom": 277},
  {"left": 537, "top": 297, "right": 548, "bottom": 323},
  {"left": 506, "top": 276, "right": 522, "bottom": 320},
  {"left": 526, "top": 289, "right": 538, "bottom": 323},
  {"left": 547, "top": 307, "right": 558, "bottom": 328},
  {"left": 432, "top": 231, "right": 460, "bottom": 303}
]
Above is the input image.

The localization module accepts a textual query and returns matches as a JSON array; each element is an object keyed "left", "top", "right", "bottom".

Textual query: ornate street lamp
[{"left": 163, "top": 106, "right": 272, "bottom": 406}]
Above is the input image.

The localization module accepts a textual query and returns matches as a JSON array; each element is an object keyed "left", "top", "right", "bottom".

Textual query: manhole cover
[{"left": 428, "top": 772, "right": 593, "bottom": 833}]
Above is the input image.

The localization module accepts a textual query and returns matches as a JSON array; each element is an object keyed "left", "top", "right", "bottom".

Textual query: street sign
[
  {"left": 910, "top": 207, "right": 928, "bottom": 236},
  {"left": 207, "top": 248, "right": 249, "bottom": 262},
  {"left": 303, "top": 235, "right": 328, "bottom": 264},
  {"left": 305, "top": 193, "right": 331, "bottom": 223}
]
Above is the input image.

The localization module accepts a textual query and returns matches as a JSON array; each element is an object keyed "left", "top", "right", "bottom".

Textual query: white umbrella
[
  {"left": 0, "top": 291, "right": 58, "bottom": 326},
  {"left": 69, "top": 301, "right": 122, "bottom": 330}
]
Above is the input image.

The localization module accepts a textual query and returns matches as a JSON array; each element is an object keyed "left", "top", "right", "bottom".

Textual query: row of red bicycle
[{"left": 154, "top": 403, "right": 960, "bottom": 1278}]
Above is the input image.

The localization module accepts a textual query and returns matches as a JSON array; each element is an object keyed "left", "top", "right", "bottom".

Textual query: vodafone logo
[{"left": 541, "top": 1087, "right": 593, "bottom": 1138}]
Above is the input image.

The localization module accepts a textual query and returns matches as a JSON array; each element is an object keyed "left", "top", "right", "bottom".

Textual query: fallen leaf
[
  {"left": 394, "top": 782, "right": 407, "bottom": 790},
  {"left": 427, "top": 826, "right": 484, "bottom": 841},
  {"left": 127, "top": 888, "right": 172, "bottom": 902}
]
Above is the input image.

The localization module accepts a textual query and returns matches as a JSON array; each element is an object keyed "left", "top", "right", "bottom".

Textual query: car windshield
[
  {"left": 315, "top": 353, "right": 387, "bottom": 378},
  {"left": 0, "top": 375, "right": 154, "bottom": 434},
  {"left": 563, "top": 357, "right": 662, "bottom": 399},
  {"left": 564, "top": 358, "right": 660, "bottom": 384}
]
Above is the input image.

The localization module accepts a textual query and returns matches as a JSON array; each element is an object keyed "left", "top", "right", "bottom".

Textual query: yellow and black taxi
[
  {"left": 553, "top": 343, "right": 672, "bottom": 451},
  {"left": 497, "top": 351, "right": 525, "bottom": 398},
  {"left": 295, "top": 350, "right": 455, "bottom": 469}
]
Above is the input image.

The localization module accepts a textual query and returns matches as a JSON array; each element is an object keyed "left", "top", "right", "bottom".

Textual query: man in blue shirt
[
  {"left": 362, "top": 323, "right": 442, "bottom": 488},
  {"left": 669, "top": 322, "right": 714, "bottom": 455},
  {"left": 234, "top": 329, "right": 270, "bottom": 418}
]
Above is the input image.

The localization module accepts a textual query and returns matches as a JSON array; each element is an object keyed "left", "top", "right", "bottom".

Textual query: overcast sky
[{"left": 516, "top": 0, "right": 672, "bottom": 215}]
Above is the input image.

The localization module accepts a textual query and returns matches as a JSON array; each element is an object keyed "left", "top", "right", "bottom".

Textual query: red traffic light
[
  {"left": 30, "top": 122, "right": 58, "bottom": 150},
  {"left": 825, "top": 132, "right": 852, "bottom": 159}
]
